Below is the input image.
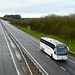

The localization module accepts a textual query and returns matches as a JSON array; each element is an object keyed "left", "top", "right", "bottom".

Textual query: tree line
[
  {"left": 2, "top": 15, "right": 21, "bottom": 20},
  {"left": 3, "top": 14, "right": 75, "bottom": 43}
]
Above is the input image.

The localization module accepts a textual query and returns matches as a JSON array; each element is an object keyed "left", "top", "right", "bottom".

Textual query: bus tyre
[
  {"left": 51, "top": 54, "right": 53, "bottom": 58},
  {"left": 40, "top": 46, "right": 42, "bottom": 50},
  {"left": 41, "top": 47, "right": 44, "bottom": 52}
]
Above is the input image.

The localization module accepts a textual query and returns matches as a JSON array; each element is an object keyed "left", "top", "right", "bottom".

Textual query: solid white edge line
[
  {"left": 12, "top": 37, "right": 33, "bottom": 75},
  {"left": 12, "top": 32, "right": 49, "bottom": 75},
  {"left": 1, "top": 25, "right": 20, "bottom": 75}
]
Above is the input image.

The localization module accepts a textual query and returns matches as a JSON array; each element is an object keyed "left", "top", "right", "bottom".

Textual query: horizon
[
  {"left": 0, "top": 0, "right": 75, "bottom": 18},
  {"left": 1, "top": 13, "right": 75, "bottom": 19}
]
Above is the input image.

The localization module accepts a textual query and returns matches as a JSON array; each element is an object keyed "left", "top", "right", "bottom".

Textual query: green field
[{"left": 13, "top": 25, "right": 75, "bottom": 53}]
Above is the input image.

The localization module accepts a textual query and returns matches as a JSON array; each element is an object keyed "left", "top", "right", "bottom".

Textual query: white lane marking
[
  {"left": 46, "top": 55, "right": 50, "bottom": 58},
  {"left": 68, "top": 59, "right": 75, "bottom": 64},
  {"left": 61, "top": 66, "right": 66, "bottom": 71},
  {"left": 2, "top": 26, "right": 20, "bottom": 75}
]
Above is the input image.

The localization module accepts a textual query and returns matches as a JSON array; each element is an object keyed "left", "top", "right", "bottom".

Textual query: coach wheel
[
  {"left": 41, "top": 47, "right": 44, "bottom": 52},
  {"left": 51, "top": 54, "right": 53, "bottom": 58}
]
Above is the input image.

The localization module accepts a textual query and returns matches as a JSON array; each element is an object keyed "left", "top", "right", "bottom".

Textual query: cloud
[{"left": 0, "top": 0, "right": 75, "bottom": 17}]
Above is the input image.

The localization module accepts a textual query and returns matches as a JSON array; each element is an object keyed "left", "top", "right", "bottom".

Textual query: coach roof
[{"left": 41, "top": 37, "right": 66, "bottom": 46}]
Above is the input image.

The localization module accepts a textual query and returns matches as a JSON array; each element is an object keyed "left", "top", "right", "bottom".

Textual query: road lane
[
  {"left": 2, "top": 20, "right": 75, "bottom": 75},
  {"left": 0, "top": 22, "right": 17, "bottom": 75}
]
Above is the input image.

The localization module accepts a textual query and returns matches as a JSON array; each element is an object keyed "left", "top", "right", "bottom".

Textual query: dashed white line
[
  {"left": 61, "top": 66, "right": 66, "bottom": 71},
  {"left": 68, "top": 59, "right": 75, "bottom": 64}
]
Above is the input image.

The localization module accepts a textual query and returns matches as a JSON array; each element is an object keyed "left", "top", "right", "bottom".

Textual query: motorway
[{"left": 1, "top": 20, "right": 75, "bottom": 75}]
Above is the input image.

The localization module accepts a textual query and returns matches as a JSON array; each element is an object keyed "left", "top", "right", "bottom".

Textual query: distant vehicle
[{"left": 40, "top": 37, "right": 68, "bottom": 60}]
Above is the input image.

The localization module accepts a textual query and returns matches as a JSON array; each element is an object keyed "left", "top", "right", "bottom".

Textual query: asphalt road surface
[
  {"left": 1, "top": 20, "right": 75, "bottom": 75},
  {"left": 0, "top": 22, "right": 18, "bottom": 75}
]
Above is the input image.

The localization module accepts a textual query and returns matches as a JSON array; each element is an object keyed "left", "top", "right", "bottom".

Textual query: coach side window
[{"left": 40, "top": 39, "right": 55, "bottom": 50}]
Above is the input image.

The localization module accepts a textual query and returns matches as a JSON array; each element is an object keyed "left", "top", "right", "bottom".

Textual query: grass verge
[{"left": 13, "top": 25, "right": 75, "bottom": 57}]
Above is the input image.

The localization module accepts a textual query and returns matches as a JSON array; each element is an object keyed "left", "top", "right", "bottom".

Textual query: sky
[{"left": 0, "top": 0, "right": 75, "bottom": 18}]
